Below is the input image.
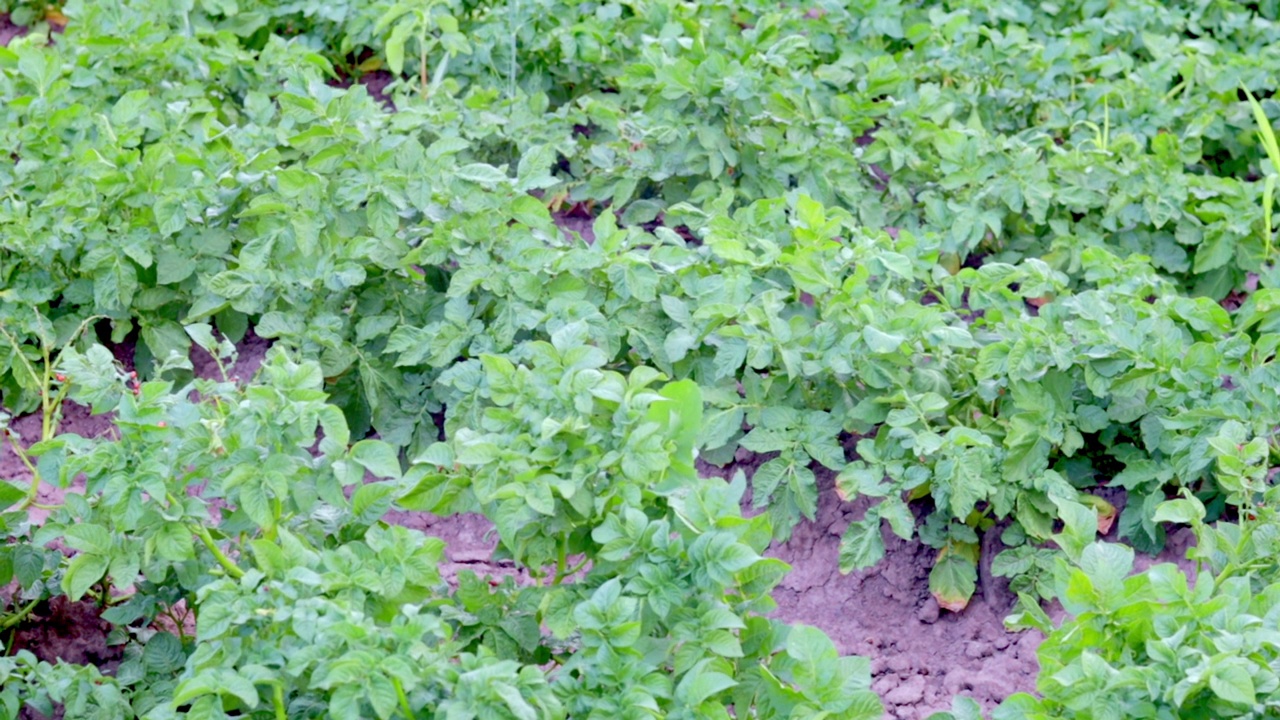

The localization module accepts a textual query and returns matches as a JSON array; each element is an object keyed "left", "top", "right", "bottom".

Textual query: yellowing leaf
[{"left": 930, "top": 541, "right": 978, "bottom": 612}]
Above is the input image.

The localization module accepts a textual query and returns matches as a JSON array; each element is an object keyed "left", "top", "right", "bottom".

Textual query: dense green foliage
[{"left": 1, "top": 0, "right": 1280, "bottom": 717}]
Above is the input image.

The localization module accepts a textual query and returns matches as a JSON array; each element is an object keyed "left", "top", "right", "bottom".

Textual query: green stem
[
  {"left": 1163, "top": 80, "right": 1187, "bottom": 101},
  {"left": 554, "top": 534, "right": 567, "bottom": 585},
  {"left": 273, "top": 682, "right": 287, "bottom": 720},
  {"left": 47, "top": 379, "right": 73, "bottom": 434},
  {"left": 193, "top": 524, "right": 245, "bottom": 580},
  {"left": 38, "top": 330, "right": 54, "bottom": 440},
  {"left": 554, "top": 556, "right": 590, "bottom": 585},
  {"left": 419, "top": 24, "right": 429, "bottom": 98},
  {"left": 9, "top": 433, "right": 41, "bottom": 511},
  {"left": 393, "top": 676, "right": 415, "bottom": 719},
  {"left": 1216, "top": 561, "right": 1240, "bottom": 585},
  {"left": 1, "top": 313, "right": 103, "bottom": 512},
  {"left": 0, "top": 323, "right": 42, "bottom": 392},
  {"left": 0, "top": 597, "right": 40, "bottom": 631}
]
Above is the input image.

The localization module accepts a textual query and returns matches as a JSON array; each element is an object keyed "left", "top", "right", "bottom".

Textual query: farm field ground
[{"left": 4, "top": 2, "right": 1280, "bottom": 719}]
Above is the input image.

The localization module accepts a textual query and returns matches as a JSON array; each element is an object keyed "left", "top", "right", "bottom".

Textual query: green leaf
[
  {"left": 13, "top": 546, "right": 44, "bottom": 588},
  {"left": 367, "top": 194, "right": 399, "bottom": 238},
  {"left": 63, "top": 524, "right": 112, "bottom": 555},
  {"left": 329, "top": 683, "right": 362, "bottom": 720},
  {"left": 172, "top": 675, "right": 219, "bottom": 708},
  {"left": 516, "top": 145, "right": 559, "bottom": 192},
  {"left": 1077, "top": 542, "right": 1132, "bottom": 605},
  {"left": 352, "top": 483, "right": 396, "bottom": 524},
  {"left": 63, "top": 553, "right": 109, "bottom": 602},
  {"left": 991, "top": 694, "right": 1047, "bottom": 719},
  {"left": 219, "top": 671, "right": 260, "bottom": 708},
  {"left": 1052, "top": 495, "right": 1099, "bottom": 561},
  {"left": 154, "top": 197, "right": 187, "bottom": 237},
  {"left": 844, "top": 691, "right": 887, "bottom": 720},
  {"left": 862, "top": 326, "right": 905, "bottom": 354},
  {"left": 184, "top": 323, "right": 219, "bottom": 354},
  {"left": 141, "top": 320, "right": 192, "bottom": 367},
  {"left": 385, "top": 19, "right": 413, "bottom": 75},
  {"left": 455, "top": 163, "right": 510, "bottom": 186},
  {"left": 878, "top": 498, "right": 915, "bottom": 540},
  {"left": 249, "top": 539, "right": 289, "bottom": 576},
  {"left": 839, "top": 518, "right": 885, "bottom": 573},
  {"left": 511, "top": 194, "right": 551, "bottom": 226},
  {"left": 654, "top": 379, "right": 703, "bottom": 466},
  {"left": 318, "top": 405, "right": 351, "bottom": 457},
  {"left": 692, "top": 532, "right": 760, "bottom": 586},
  {"left": 784, "top": 624, "right": 838, "bottom": 666},
  {"left": 747, "top": 461, "right": 786, "bottom": 510},
  {"left": 110, "top": 89, "right": 150, "bottom": 124},
  {"left": 154, "top": 522, "right": 195, "bottom": 562},
  {"left": 0, "top": 481, "right": 26, "bottom": 511},
  {"left": 1152, "top": 497, "right": 1205, "bottom": 525},
  {"left": 938, "top": 450, "right": 990, "bottom": 518},
  {"left": 1209, "top": 659, "right": 1256, "bottom": 705},
  {"left": 676, "top": 660, "right": 737, "bottom": 707},
  {"left": 1003, "top": 592, "right": 1054, "bottom": 634},
  {"left": 240, "top": 482, "right": 275, "bottom": 531},
  {"left": 1244, "top": 85, "right": 1280, "bottom": 169},
  {"left": 367, "top": 673, "right": 398, "bottom": 720},
  {"left": 142, "top": 632, "right": 186, "bottom": 674},
  {"left": 350, "top": 440, "right": 402, "bottom": 480}
]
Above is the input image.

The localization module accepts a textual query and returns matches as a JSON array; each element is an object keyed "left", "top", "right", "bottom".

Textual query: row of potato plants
[
  {"left": 87, "top": 0, "right": 1280, "bottom": 297},
  {"left": 0, "top": 334, "right": 882, "bottom": 718}
]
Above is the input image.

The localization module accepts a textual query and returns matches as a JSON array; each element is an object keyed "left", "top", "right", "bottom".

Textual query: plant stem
[
  {"left": 554, "top": 556, "right": 589, "bottom": 585},
  {"left": 0, "top": 597, "right": 40, "bottom": 631},
  {"left": 0, "top": 323, "right": 42, "bottom": 392},
  {"left": 554, "top": 534, "right": 567, "bottom": 585},
  {"left": 9, "top": 433, "right": 41, "bottom": 511},
  {"left": 163, "top": 493, "right": 244, "bottom": 579},
  {"left": 169, "top": 608, "right": 187, "bottom": 642},
  {"left": 393, "top": 676, "right": 415, "bottom": 719},
  {"left": 1, "top": 313, "right": 103, "bottom": 512},
  {"left": 419, "top": 25, "right": 429, "bottom": 98},
  {"left": 272, "top": 682, "right": 287, "bottom": 720},
  {"left": 192, "top": 524, "right": 245, "bottom": 580}
]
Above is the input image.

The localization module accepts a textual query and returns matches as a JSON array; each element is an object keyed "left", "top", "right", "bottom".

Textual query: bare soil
[
  {"left": 10, "top": 596, "right": 122, "bottom": 671},
  {"left": 699, "top": 456, "right": 1039, "bottom": 719},
  {"left": 0, "top": 14, "right": 25, "bottom": 46}
]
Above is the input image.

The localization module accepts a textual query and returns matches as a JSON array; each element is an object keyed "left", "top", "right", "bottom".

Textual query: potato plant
[{"left": 1, "top": 0, "right": 1280, "bottom": 716}]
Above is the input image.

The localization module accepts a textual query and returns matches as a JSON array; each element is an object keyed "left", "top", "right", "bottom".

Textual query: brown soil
[
  {"left": 698, "top": 458, "right": 1038, "bottom": 719},
  {"left": 0, "top": 14, "right": 26, "bottom": 46},
  {"left": 10, "top": 596, "right": 122, "bottom": 670},
  {"left": 332, "top": 68, "right": 396, "bottom": 110},
  {"left": 187, "top": 326, "right": 272, "bottom": 382}
]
